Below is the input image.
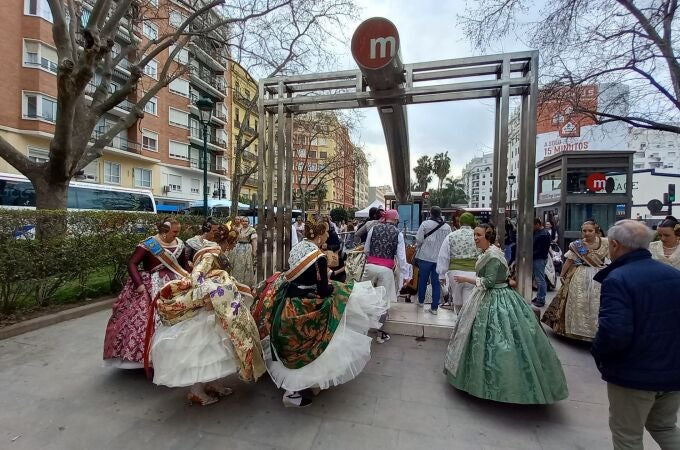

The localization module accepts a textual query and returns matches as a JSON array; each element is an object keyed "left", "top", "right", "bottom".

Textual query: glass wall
[{"left": 564, "top": 203, "right": 623, "bottom": 235}]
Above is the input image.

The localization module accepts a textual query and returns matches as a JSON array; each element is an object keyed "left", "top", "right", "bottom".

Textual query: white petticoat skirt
[
  {"left": 151, "top": 310, "right": 239, "bottom": 387},
  {"left": 264, "top": 281, "right": 387, "bottom": 392}
]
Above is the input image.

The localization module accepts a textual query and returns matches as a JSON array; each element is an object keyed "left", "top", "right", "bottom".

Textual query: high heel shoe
[
  {"left": 205, "top": 383, "right": 233, "bottom": 398},
  {"left": 187, "top": 391, "right": 219, "bottom": 406}
]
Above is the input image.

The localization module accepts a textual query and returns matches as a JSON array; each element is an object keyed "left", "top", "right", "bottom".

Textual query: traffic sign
[
  {"left": 422, "top": 191, "right": 430, "bottom": 200},
  {"left": 351, "top": 17, "right": 400, "bottom": 70},
  {"left": 586, "top": 172, "right": 607, "bottom": 192}
]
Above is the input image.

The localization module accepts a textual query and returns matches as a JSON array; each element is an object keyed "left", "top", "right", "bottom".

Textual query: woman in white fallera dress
[
  {"left": 150, "top": 225, "right": 265, "bottom": 406},
  {"left": 649, "top": 216, "right": 680, "bottom": 270}
]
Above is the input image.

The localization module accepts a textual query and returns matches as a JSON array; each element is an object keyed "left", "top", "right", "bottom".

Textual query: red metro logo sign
[
  {"left": 351, "top": 18, "right": 400, "bottom": 70},
  {"left": 586, "top": 173, "right": 607, "bottom": 192}
]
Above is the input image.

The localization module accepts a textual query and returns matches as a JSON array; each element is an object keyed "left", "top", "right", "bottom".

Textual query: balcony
[
  {"left": 233, "top": 90, "right": 255, "bottom": 107},
  {"left": 190, "top": 66, "right": 226, "bottom": 97},
  {"left": 84, "top": 81, "right": 133, "bottom": 116},
  {"left": 91, "top": 128, "right": 141, "bottom": 154},
  {"left": 189, "top": 125, "right": 227, "bottom": 149},
  {"left": 24, "top": 55, "right": 58, "bottom": 74},
  {"left": 190, "top": 157, "right": 227, "bottom": 175},
  {"left": 191, "top": 40, "right": 228, "bottom": 70}
]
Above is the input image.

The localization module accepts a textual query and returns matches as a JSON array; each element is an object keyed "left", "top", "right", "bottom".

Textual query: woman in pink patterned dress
[{"left": 103, "top": 218, "right": 189, "bottom": 369}]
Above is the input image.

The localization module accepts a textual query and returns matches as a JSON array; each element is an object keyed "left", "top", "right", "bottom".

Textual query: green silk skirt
[{"left": 446, "top": 286, "right": 569, "bottom": 404}]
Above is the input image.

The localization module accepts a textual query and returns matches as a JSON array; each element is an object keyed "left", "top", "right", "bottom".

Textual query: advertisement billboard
[{"left": 535, "top": 83, "right": 629, "bottom": 163}]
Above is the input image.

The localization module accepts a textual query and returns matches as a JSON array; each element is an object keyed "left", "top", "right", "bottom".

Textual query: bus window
[
  {"left": 75, "top": 188, "right": 153, "bottom": 211},
  {"left": 0, "top": 180, "right": 36, "bottom": 207}
]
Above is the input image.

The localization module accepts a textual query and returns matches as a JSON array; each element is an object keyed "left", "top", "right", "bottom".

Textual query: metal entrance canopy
[{"left": 256, "top": 17, "right": 539, "bottom": 301}]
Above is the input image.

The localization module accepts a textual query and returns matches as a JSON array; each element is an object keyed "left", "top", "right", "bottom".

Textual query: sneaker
[
  {"left": 427, "top": 308, "right": 438, "bottom": 315},
  {"left": 532, "top": 298, "right": 545, "bottom": 307},
  {"left": 417, "top": 303, "right": 424, "bottom": 308},
  {"left": 376, "top": 332, "right": 391, "bottom": 344},
  {"left": 283, "top": 391, "right": 312, "bottom": 408}
]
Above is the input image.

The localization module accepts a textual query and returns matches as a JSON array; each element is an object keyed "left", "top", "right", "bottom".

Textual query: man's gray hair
[{"left": 607, "top": 219, "right": 654, "bottom": 250}]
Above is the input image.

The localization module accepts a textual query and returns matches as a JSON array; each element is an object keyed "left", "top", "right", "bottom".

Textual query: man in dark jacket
[
  {"left": 592, "top": 219, "right": 680, "bottom": 450},
  {"left": 532, "top": 217, "right": 551, "bottom": 307}
]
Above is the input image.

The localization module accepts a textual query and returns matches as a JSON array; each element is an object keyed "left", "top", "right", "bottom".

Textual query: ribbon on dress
[{"left": 142, "top": 236, "right": 190, "bottom": 279}]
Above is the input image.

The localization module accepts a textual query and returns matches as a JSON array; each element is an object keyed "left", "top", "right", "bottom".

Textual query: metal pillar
[
  {"left": 256, "top": 82, "right": 266, "bottom": 282},
  {"left": 275, "top": 81, "right": 287, "bottom": 271},
  {"left": 516, "top": 56, "right": 539, "bottom": 302},
  {"left": 491, "top": 59, "right": 510, "bottom": 245},
  {"left": 202, "top": 122, "right": 209, "bottom": 220}
]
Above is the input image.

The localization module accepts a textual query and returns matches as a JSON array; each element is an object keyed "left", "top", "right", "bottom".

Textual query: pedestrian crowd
[{"left": 101, "top": 208, "right": 679, "bottom": 450}]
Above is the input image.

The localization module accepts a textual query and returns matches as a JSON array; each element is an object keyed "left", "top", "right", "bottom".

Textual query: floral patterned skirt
[
  {"left": 264, "top": 281, "right": 387, "bottom": 392},
  {"left": 103, "top": 269, "right": 176, "bottom": 368}
]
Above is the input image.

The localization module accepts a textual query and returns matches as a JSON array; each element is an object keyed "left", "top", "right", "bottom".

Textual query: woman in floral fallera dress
[
  {"left": 229, "top": 217, "right": 257, "bottom": 289},
  {"left": 542, "top": 219, "right": 609, "bottom": 341},
  {"left": 444, "top": 223, "right": 568, "bottom": 404},
  {"left": 150, "top": 225, "right": 265, "bottom": 406},
  {"left": 103, "top": 219, "right": 189, "bottom": 369},
  {"left": 251, "top": 220, "right": 387, "bottom": 408}
]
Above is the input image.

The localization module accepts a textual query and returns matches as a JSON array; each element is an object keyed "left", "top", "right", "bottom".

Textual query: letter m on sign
[{"left": 370, "top": 36, "right": 396, "bottom": 59}]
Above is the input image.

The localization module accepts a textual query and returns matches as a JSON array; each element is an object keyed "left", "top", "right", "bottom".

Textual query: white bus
[{"left": 0, "top": 172, "right": 156, "bottom": 213}]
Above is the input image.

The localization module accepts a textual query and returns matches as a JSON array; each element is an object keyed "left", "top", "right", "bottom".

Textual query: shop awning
[{"left": 535, "top": 201, "right": 561, "bottom": 208}]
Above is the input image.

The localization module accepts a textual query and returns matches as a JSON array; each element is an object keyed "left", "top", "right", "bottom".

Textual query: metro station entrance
[{"left": 255, "top": 17, "right": 540, "bottom": 301}]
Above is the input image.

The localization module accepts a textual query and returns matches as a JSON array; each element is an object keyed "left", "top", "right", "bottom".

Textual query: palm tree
[
  {"left": 414, "top": 156, "right": 433, "bottom": 191},
  {"left": 432, "top": 152, "right": 451, "bottom": 192}
]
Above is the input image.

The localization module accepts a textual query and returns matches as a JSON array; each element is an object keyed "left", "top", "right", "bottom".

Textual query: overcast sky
[{"left": 329, "top": 0, "right": 532, "bottom": 189}]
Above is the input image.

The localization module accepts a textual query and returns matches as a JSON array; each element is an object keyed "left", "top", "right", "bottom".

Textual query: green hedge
[{"left": 0, "top": 210, "right": 205, "bottom": 314}]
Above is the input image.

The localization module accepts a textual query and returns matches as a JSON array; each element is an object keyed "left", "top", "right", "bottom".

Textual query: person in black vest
[{"left": 364, "top": 209, "right": 411, "bottom": 343}]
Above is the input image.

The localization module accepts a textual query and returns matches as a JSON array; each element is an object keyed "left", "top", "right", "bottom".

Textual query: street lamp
[
  {"left": 507, "top": 173, "right": 516, "bottom": 217},
  {"left": 196, "top": 97, "right": 214, "bottom": 219}
]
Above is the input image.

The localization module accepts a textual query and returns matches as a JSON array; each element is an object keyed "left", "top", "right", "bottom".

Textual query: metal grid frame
[{"left": 256, "top": 50, "right": 539, "bottom": 301}]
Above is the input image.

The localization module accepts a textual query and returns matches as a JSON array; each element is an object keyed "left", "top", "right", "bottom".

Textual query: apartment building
[
  {"left": 354, "top": 149, "right": 369, "bottom": 209},
  {"left": 368, "top": 185, "right": 391, "bottom": 206},
  {"left": 291, "top": 113, "right": 359, "bottom": 213},
  {"left": 0, "top": 0, "right": 232, "bottom": 211},
  {"left": 461, "top": 153, "right": 493, "bottom": 208},
  {"left": 230, "top": 61, "right": 259, "bottom": 201},
  {"left": 629, "top": 127, "right": 680, "bottom": 173}
]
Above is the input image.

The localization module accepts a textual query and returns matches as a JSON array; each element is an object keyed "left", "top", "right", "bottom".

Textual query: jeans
[
  {"left": 417, "top": 260, "right": 440, "bottom": 310},
  {"left": 607, "top": 383, "right": 680, "bottom": 450},
  {"left": 532, "top": 258, "right": 547, "bottom": 304},
  {"left": 504, "top": 244, "right": 513, "bottom": 263}
]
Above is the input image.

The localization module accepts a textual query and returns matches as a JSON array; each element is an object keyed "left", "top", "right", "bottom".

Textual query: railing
[
  {"left": 193, "top": 40, "right": 228, "bottom": 67},
  {"left": 189, "top": 125, "right": 227, "bottom": 148},
  {"left": 192, "top": 66, "right": 226, "bottom": 93},
  {"left": 24, "top": 55, "right": 58, "bottom": 73},
  {"left": 84, "top": 82, "right": 133, "bottom": 111},
  {"left": 23, "top": 112, "right": 55, "bottom": 123},
  {"left": 190, "top": 157, "right": 226, "bottom": 174},
  {"left": 91, "top": 128, "right": 141, "bottom": 154}
]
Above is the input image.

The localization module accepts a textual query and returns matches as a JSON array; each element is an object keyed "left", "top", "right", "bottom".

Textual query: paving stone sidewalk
[{"left": 0, "top": 310, "right": 663, "bottom": 450}]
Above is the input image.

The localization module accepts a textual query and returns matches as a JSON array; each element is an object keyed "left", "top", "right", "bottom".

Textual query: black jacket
[
  {"left": 592, "top": 249, "right": 680, "bottom": 391},
  {"left": 533, "top": 228, "right": 551, "bottom": 260}
]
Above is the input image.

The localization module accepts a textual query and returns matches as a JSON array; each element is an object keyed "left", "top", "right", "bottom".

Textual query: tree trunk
[{"left": 33, "top": 178, "right": 69, "bottom": 239}]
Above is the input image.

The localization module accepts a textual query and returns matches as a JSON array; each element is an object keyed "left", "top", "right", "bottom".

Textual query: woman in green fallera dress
[{"left": 444, "top": 223, "right": 568, "bottom": 404}]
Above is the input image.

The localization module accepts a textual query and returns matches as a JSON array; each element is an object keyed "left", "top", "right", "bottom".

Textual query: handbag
[
  {"left": 345, "top": 248, "right": 367, "bottom": 282},
  {"left": 325, "top": 250, "right": 340, "bottom": 269}
]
